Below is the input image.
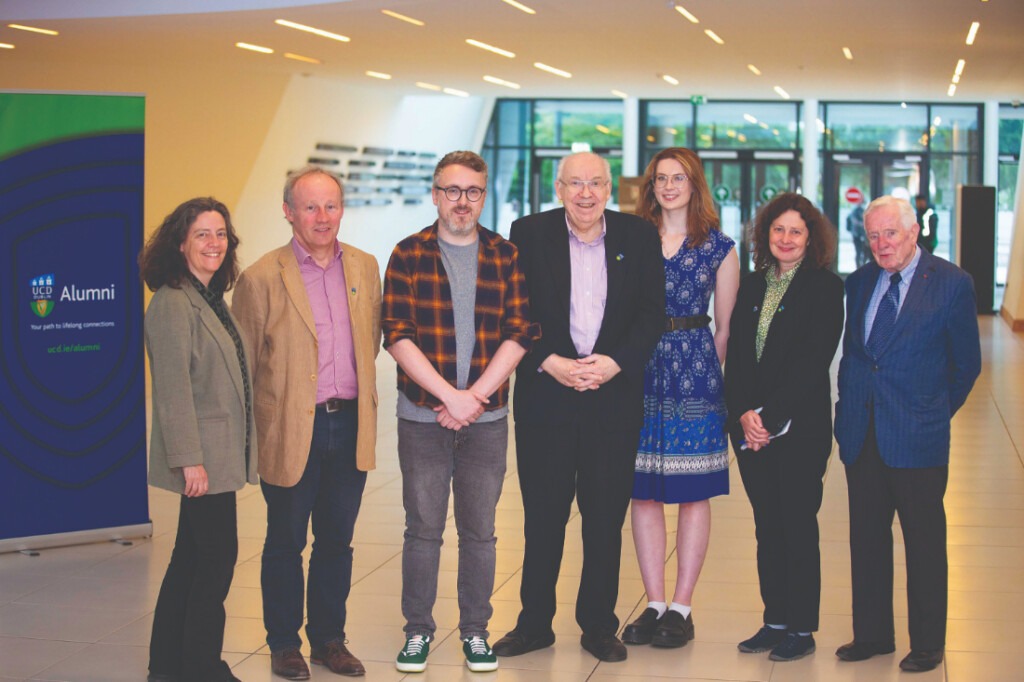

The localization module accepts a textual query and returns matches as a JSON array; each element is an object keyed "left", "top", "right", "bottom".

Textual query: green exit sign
[{"left": 690, "top": 95, "right": 706, "bottom": 105}]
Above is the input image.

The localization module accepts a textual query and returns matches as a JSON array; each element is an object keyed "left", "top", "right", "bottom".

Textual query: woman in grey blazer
[{"left": 140, "top": 197, "right": 257, "bottom": 682}]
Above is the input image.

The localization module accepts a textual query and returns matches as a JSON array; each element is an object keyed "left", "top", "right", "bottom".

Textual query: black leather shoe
[
  {"left": 622, "top": 607, "right": 662, "bottom": 645},
  {"left": 835, "top": 640, "right": 896, "bottom": 662},
  {"left": 651, "top": 610, "right": 694, "bottom": 648},
  {"left": 271, "top": 648, "right": 311, "bottom": 680},
  {"left": 899, "top": 649, "right": 943, "bottom": 672},
  {"left": 492, "top": 629, "right": 555, "bottom": 657},
  {"left": 580, "top": 632, "right": 627, "bottom": 662}
]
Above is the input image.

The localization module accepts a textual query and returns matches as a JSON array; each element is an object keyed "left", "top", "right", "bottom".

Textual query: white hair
[
  {"left": 864, "top": 195, "right": 916, "bottom": 229},
  {"left": 556, "top": 152, "right": 611, "bottom": 183}
]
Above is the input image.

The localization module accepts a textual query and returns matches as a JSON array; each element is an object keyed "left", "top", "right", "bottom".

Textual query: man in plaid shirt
[{"left": 382, "top": 151, "right": 540, "bottom": 674}]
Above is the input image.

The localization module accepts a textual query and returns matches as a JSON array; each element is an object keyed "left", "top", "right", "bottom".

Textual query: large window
[{"left": 998, "top": 104, "right": 1023, "bottom": 285}]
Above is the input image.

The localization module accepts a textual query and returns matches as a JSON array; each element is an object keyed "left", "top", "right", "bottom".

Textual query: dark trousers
[
  {"left": 514, "top": 421, "right": 637, "bottom": 637},
  {"left": 261, "top": 407, "right": 366, "bottom": 652},
  {"left": 736, "top": 436, "right": 829, "bottom": 632},
  {"left": 150, "top": 491, "right": 238, "bottom": 681},
  {"left": 845, "top": 423, "right": 948, "bottom": 651}
]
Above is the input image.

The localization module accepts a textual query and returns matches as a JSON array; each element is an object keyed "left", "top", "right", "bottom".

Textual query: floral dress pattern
[{"left": 633, "top": 229, "right": 734, "bottom": 503}]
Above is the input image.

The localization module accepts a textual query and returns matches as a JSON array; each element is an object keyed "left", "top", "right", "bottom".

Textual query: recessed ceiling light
[
  {"left": 954, "top": 59, "right": 966, "bottom": 76},
  {"left": 661, "top": 74, "right": 680, "bottom": 85},
  {"left": 236, "top": 42, "right": 273, "bottom": 54},
  {"left": 947, "top": 84, "right": 957, "bottom": 97},
  {"left": 842, "top": 47, "right": 853, "bottom": 60},
  {"left": 966, "top": 22, "right": 980, "bottom": 45},
  {"left": 483, "top": 75, "right": 521, "bottom": 89},
  {"left": 704, "top": 29, "right": 724, "bottom": 45},
  {"left": 747, "top": 64, "right": 762, "bottom": 76},
  {"left": 466, "top": 39, "right": 515, "bottom": 58},
  {"left": 366, "top": 70, "right": 392, "bottom": 80},
  {"left": 534, "top": 62, "right": 571, "bottom": 78},
  {"left": 901, "top": 102, "right": 907, "bottom": 108},
  {"left": 743, "top": 113, "right": 758, "bottom": 124},
  {"left": 610, "top": 89, "right": 629, "bottom": 99},
  {"left": 759, "top": 122, "right": 770, "bottom": 129},
  {"left": 275, "top": 19, "right": 350, "bottom": 43},
  {"left": 673, "top": 5, "right": 699, "bottom": 23},
  {"left": 381, "top": 9, "right": 425, "bottom": 26},
  {"left": 773, "top": 86, "right": 791, "bottom": 100},
  {"left": 952, "top": 73, "right": 961, "bottom": 84},
  {"left": 416, "top": 82, "right": 442, "bottom": 91},
  {"left": 7, "top": 24, "right": 58, "bottom": 36},
  {"left": 0, "top": 42, "right": 14, "bottom": 49},
  {"left": 284, "top": 53, "right": 321, "bottom": 64},
  {"left": 443, "top": 87, "right": 470, "bottom": 97},
  {"left": 501, "top": 0, "right": 537, "bottom": 14}
]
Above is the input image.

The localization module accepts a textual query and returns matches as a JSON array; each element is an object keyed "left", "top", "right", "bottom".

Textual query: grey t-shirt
[{"left": 397, "top": 236, "right": 507, "bottom": 423}]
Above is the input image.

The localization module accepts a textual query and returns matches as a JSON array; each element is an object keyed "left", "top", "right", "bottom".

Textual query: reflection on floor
[{"left": 1, "top": 316, "right": 1022, "bottom": 681}]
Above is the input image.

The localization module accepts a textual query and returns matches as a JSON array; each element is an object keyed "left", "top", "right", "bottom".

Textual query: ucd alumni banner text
[{"left": 0, "top": 92, "right": 151, "bottom": 551}]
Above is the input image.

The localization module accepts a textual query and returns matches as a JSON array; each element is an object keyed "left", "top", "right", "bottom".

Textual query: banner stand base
[{"left": 0, "top": 522, "right": 153, "bottom": 554}]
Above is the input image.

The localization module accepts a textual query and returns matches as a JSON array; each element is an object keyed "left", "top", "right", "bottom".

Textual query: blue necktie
[{"left": 867, "top": 272, "right": 902, "bottom": 355}]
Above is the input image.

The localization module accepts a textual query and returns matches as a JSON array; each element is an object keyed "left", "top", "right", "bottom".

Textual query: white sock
[
  {"left": 647, "top": 601, "right": 668, "bottom": 618},
  {"left": 767, "top": 623, "right": 786, "bottom": 630},
  {"left": 668, "top": 602, "right": 691, "bottom": 618}
]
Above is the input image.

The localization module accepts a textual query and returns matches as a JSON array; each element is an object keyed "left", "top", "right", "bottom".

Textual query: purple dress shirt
[
  {"left": 291, "top": 238, "right": 358, "bottom": 401},
  {"left": 566, "top": 215, "right": 608, "bottom": 356}
]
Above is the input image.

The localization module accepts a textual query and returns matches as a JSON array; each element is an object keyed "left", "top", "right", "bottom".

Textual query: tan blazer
[
  {"left": 146, "top": 281, "right": 259, "bottom": 495},
  {"left": 232, "top": 242, "right": 381, "bottom": 487}
]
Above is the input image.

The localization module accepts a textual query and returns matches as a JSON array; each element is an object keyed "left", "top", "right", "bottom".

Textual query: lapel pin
[
  {"left": 616, "top": 253, "right": 624, "bottom": 261},
  {"left": 351, "top": 287, "right": 357, "bottom": 293}
]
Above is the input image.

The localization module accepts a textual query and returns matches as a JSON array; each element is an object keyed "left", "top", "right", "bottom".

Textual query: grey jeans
[{"left": 397, "top": 417, "right": 508, "bottom": 639}]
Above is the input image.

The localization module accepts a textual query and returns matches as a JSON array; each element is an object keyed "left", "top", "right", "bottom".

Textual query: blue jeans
[
  {"left": 261, "top": 407, "right": 366, "bottom": 652},
  {"left": 398, "top": 418, "right": 508, "bottom": 639}
]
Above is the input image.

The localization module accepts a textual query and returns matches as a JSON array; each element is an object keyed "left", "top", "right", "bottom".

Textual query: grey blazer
[{"left": 145, "top": 280, "right": 258, "bottom": 495}]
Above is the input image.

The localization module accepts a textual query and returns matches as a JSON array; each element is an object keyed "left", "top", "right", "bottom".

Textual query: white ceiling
[{"left": 2, "top": 0, "right": 1022, "bottom": 102}]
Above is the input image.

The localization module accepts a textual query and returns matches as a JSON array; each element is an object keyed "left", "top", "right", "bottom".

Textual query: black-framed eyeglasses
[
  {"left": 435, "top": 185, "right": 485, "bottom": 202},
  {"left": 653, "top": 174, "right": 688, "bottom": 188}
]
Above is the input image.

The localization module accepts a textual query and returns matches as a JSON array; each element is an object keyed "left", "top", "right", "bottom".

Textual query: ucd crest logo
[{"left": 30, "top": 274, "right": 56, "bottom": 318}]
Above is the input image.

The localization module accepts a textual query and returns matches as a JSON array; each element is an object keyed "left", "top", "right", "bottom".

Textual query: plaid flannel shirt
[{"left": 382, "top": 222, "right": 540, "bottom": 409}]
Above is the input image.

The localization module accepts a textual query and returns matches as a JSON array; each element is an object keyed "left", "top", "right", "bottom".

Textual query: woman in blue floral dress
[{"left": 622, "top": 148, "right": 739, "bottom": 649}]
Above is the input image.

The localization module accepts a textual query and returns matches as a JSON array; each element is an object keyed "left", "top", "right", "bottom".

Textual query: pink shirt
[
  {"left": 291, "top": 238, "right": 358, "bottom": 401},
  {"left": 566, "top": 215, "right": 608, "bottom": 356}
]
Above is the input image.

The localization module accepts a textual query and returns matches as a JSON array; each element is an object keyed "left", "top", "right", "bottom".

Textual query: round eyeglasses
[
  {"left": 653, "top": 174, "right": 688, "bottom": 188},
  {"left": 435, "top": 185, "right": 485, "bottom": 202},
  {"left": 559, "top": 178, "right": 608, "bottom": 193}
]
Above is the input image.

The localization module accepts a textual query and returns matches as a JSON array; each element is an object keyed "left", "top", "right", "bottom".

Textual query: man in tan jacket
[{"left": 233, "top": 166, "right": 381, "bottom": 680}]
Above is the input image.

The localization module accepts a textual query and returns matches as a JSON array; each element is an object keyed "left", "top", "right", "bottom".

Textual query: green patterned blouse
[{"left": 755, "top": 262, "right": 802, "bottom": 361}]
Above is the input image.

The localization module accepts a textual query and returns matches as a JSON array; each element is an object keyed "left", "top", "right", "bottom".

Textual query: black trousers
[
  {"left": 513, "top": 421, "right": 637, "bottom": 637},
  {"left": 150, "top": 491, "right": 238, "bottom": 681},
  {"left": 845, "top": 423, "right": 948, "bottom": 651},
  {"left": 736, "top": 435, "right": 829, "bottom": 632}
]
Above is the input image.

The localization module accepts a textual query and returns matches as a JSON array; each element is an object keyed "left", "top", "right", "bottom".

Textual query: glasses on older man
[
  {"left": 653, "top": 174, "right": 688, "bottom": 188},
  {"left": 435, "top": 185, "right": 485, "bottom": 202},
  {"left": 559, "top": 178, "right": 608, "bottom": 193}
]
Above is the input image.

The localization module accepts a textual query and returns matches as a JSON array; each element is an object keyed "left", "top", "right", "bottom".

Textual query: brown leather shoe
[
  {"left": 271, "top": 648, "right": 311, "bottom": 680},
  {"left": 580, "top": 632, "right": 627, "bottom": 662},
  {"left": 311, "top": 640, "right": 366, "bottom": 677}
]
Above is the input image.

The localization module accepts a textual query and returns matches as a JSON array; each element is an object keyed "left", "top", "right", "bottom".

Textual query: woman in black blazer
[{"left": 724, "top": 193, "right": 844, "bottom": 662}]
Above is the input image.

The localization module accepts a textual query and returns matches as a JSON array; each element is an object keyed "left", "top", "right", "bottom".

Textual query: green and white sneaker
[
  {"left": 396, "top": 634, "right": 431, "bottom": 672},
  {"left": 463, "top": 636, "right": 498, "bottom": 672}
]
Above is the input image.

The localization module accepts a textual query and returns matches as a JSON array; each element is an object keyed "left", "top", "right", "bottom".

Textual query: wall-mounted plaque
[{"left": 317, "top": 143, "right": 358, "bottom": 152}]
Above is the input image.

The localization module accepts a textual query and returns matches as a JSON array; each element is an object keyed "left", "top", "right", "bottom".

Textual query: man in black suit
[{"left": 492, "top": 152, "right": 664, "bottom": 662}]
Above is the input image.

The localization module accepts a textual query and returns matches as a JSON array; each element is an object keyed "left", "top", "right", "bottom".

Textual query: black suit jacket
[
  {"left": 510, "top": 207, "right": 664, "bottom": 430},
  {"left": 724, "top": 265, "right": 845, "bottom": 450}
]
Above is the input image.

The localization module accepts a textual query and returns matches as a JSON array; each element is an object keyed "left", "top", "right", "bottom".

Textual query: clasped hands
[
  {"left": 434, "top": 388, "right": 489, "bottom": 431},
  {"left": 542, "top": 353, "right": 621, "bottom": 392},
  {"left": 739, "top": 409, "right": 771, "bottom": 452}
]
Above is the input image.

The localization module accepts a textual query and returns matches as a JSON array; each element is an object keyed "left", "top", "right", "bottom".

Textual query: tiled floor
[{"left": 1, "top": 315, "right": 1022, "bottom": 681}]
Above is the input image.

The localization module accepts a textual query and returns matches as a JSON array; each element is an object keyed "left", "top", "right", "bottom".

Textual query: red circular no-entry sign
[{"left": 845, "top": 187, "right": 864, "bottom": 204}]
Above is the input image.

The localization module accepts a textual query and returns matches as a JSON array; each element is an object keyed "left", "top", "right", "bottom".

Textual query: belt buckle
[{"left": 325, "top": 398, "right": 343, "bottom": 413}]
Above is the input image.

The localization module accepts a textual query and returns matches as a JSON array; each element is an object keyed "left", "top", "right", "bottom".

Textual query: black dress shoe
[
  {"left": 622, "top": 607, "right": 662, "bottom": 645},
  {"left": 492, "top": 628, "right": 555, "bottom": 657},
  {"left": 835, "top": 639, "right": 896, "bottom": 662},
  {"left": 580, "top": 632, "right": 627, "bottom": 662},
  {"left": 651, "top": 610, "right": 695, "bottom": 648},
  {"left": 899, "top": 649, "right": 943, "bottom": 672}
]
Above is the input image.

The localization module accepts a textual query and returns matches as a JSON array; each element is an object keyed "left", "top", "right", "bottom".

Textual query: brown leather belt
[
  {"left": 665, "top": 314, "right": 711, "bottom": 331},
  {"left": 317, "top": 397, "right": 358, "bottom": 413}
]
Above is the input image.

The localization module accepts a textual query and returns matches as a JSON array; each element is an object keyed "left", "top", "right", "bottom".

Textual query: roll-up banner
[{"left": 0, "top": 92, "right": 151, "bottom": 552}]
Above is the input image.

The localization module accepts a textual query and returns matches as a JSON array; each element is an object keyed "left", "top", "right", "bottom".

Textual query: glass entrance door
[
  {"left": 702, "top": 154, "right": 799, "bottom": 273},
  {"left": 825, "top": 153, "right": 923, "bottom": 275}
]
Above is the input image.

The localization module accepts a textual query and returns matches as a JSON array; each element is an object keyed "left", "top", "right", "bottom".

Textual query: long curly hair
[
  {"left": 139, "top": 197, "right": 240, "bottom": 292},
  {"left": 638, "top": 147, "right": 719, "bottom": 249},
  {"left": 748, "top": 192, "right": 836, "bottom": 272}
]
